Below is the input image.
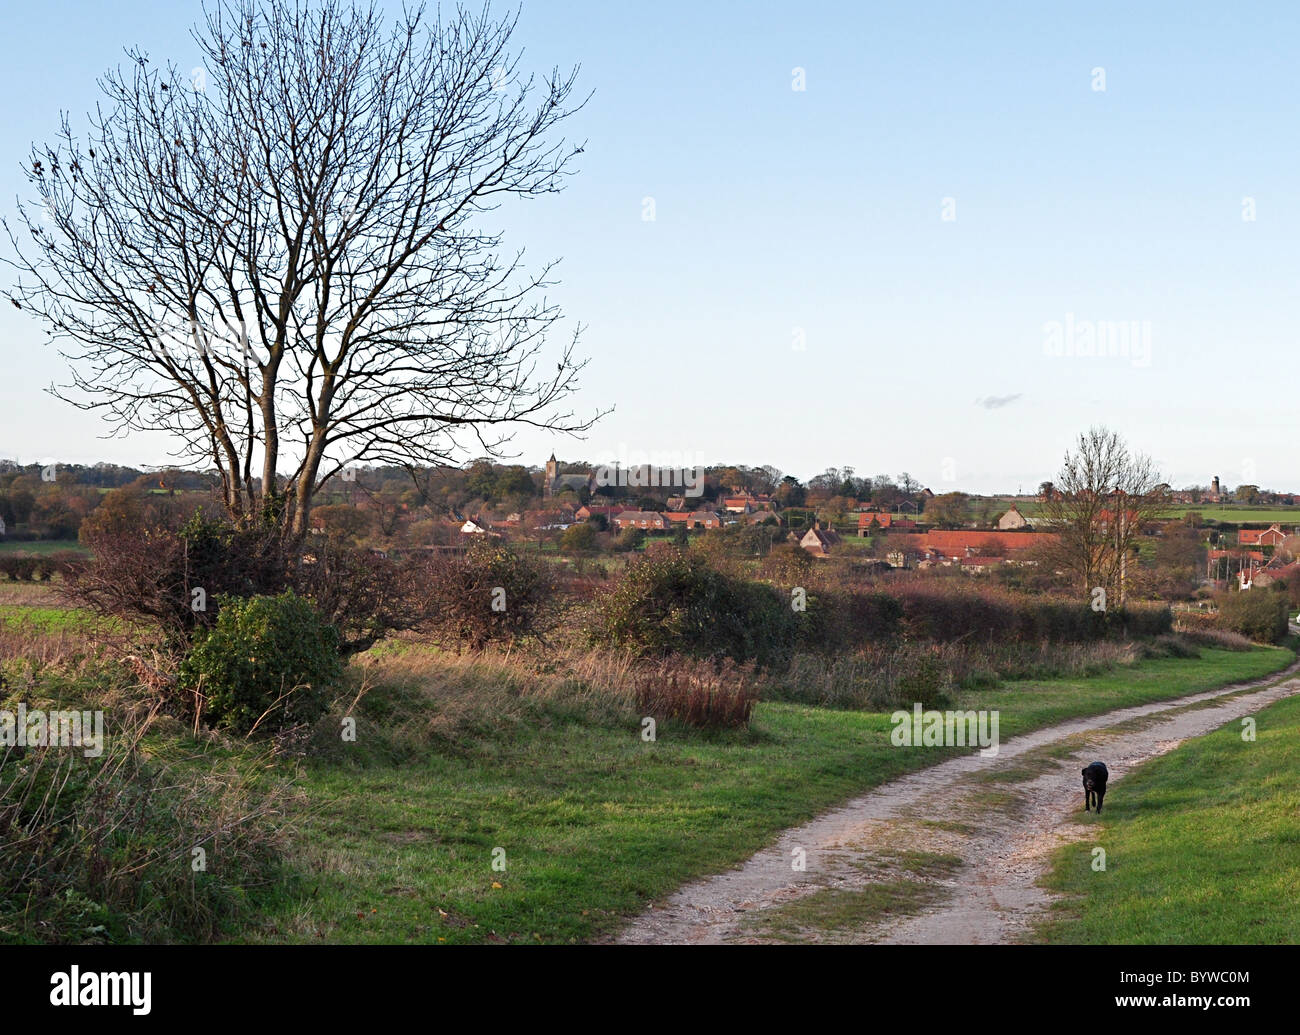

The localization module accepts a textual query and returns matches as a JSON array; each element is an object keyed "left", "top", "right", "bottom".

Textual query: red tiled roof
[
  {"left": 613, "top": 511, "right": 668, "bottom": 528},
  {"left": 920, "top": 530, "right": 1057, "bottom": 559},
  {"left": 1209, "top": 549, "right": 1266, "bottom": 562},
  {"left": 1239, "top": 525, "right": 1286, "bottom": 546},
  {"left": 857, "top": 512, "right": 897, "bottom": 528}
]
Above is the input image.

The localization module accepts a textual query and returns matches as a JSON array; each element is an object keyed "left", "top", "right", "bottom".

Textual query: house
[
  {"left": 1207, "top": 549, "right": 1266, "bottom": 584},
  {"left": 856, "top": 511, "right": 917, "bottom": 535},
  {"left": 1239, "top": 524, "right": 1287, "bottom": 548},
  {"left": 612, "top": 511, "right": 669, "bottom": 531},
  {"left": 575, "top": 503, "right": 630, "bottom": 522},
  {"left": 722, "top": 493, "right": 777, "bottom": 514},
  {"left": 662, "top": 510, "right": 723, "bottom": 529},
  {"left": 919, "top": 530, "right": 1057, "bottom": 561},
  {"left": 1096, "top": 508, "right": 1142, "bottom": 534},
  {"left": 996, "top": 504, "right": 1030, "bottom": 531},
  {"left": 525, "top": 508, "right": 575, "bottom": 531},
  {"left": 1208, "top": 549, "right": 1266, "bottom": 564},
  {"left": 460, "top": 519, "right": 489, "bottom": 535},
  {"left": 1250, "top": 562, "right": 1300, "bottom": 588},
  {"left": 799, "top": 522, "right": 841, "bottom": 557}
]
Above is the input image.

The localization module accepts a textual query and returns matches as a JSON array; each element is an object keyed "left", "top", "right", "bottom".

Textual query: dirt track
[{"left": 614, "top": 662, "right": 1300, "bottom": 945}]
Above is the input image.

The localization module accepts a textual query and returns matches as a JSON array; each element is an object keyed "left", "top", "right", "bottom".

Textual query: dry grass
[
  {"left": 0, "top": 617, "right": 116, "bottom": 677},
  {"left": 770, "top": 639, "right": 1151, "bottom": 711},
  {"left": 1172, "top": 622, "right": 1255, "bottom": 651},
  {"left": 633, "top": 657, "right": 758, "bottom": 729},
  {"left": 315, "top": 642, "right": 643, "bottom": 757}
]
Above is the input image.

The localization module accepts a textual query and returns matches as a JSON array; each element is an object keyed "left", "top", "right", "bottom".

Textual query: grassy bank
[
  {"left": 240, "top": 642, "right": 1294, "bottom": 945},
  {"left": 1035, "top": 688, "right": 1300, "bottom": 944}
]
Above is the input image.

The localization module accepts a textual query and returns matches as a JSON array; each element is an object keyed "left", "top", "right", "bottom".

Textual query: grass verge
[
  {"left": 241, "top": 642, "right": 1294, "bottom": 945},
  {"left": 1034, "top": 688, "right": 1300, "bottom": 944}
]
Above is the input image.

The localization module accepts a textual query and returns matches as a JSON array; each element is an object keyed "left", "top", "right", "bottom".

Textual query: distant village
[{"left": 1, "top": 455, "right": 1296, "bottom": 592}]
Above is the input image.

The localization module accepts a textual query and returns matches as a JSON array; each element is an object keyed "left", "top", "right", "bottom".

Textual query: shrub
[
  {"left": 422, "top": 539, "right": 557, "bottom": 651},
  {"left": 290, "top": 546, "right": 423, "bottom": 655},
  {"left": 1216, "top": 589, "right": 1290, "bottom": 644},
  {"left": 0, "top": 556, "right": 38, "bottom": 581},
  {"left": 1114, "top": 603, "right": 1174, "bottom": 638},
  {"left": 793, "top": 588, "right": 904, "bottom": 655},
  {"left": 1172, "top": 623, "right": 1254, "bottom": 651},
  {"left": 178, "top": 590, "right": 341, "bottom": 735},
  {"left": 760, "top": 542, "right": 813, "bottom": 583},
  {"left": 881, "top": 582, "right": 1170, "bottom": 645},
  {"left": 67, "top": 510, "right": 288, "bottom": 639},
  {"left": 612, "top": 526, "right": 645, "bottom": 552},
  {"left": 561, "top": 522, "right": 598, "bottom": 553},
  {"left": 595, "top": 550, "right": 795, "bottom": 667}
]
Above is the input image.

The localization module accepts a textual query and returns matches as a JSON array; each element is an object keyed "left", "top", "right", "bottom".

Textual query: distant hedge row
[
  {"left": 0, "top": 552, "right": 83, "bottom": 581},
  {"left": 593, "top": 550, "right": 1172, "bottom": 666},
  {"left": 890, "top": 582, "right": 1171, "bottom": 643}
]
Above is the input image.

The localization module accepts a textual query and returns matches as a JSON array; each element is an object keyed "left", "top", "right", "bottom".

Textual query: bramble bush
[
  {"left": 68, "top": 510, "right": 288, "bottom": 638},
  {"left": 422, "top": 538, "right": 557, "bottom": 651},
  {"left": 69, "top": 506, "right": 433, "bottom": 655},
  {"left": 178, "top": 590, "right": 341, "bottom": 735}
]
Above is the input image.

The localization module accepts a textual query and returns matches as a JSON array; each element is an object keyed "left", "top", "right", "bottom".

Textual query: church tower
[{"left": 544, "top": 453, "right": 558, "bottom": 498}]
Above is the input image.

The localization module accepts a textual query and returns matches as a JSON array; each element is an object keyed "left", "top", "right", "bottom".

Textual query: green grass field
[
  {"left": 979, "top": 499, "right": 1298, "bottom": 527},
  {"left": 1036, "top": 689, "right": 1300, "bottom": 943},
  {"left": 240, "top": 643, "right": 1294, "bottom": 945},
  {"left": 1160, "top": 507, "right": 1298, "bottom": 525},
  {"left": 0, "top": 605, "right": 105, "bottom": 634}
]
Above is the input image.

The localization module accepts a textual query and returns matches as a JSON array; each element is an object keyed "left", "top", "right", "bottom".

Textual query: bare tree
[
  {"left": 5, "top": 0, "right": 602, "bottom": 541},
  {"left": 1039, "top": 427, "right": 1167, "bottom": 607},
  {"left": 752, "top": 464, "right": 782, "bottom": 496}
]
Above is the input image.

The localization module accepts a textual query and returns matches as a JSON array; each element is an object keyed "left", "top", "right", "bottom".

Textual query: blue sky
[{"left": 1, "top": 0, "right": 1297, "bottom": 492}]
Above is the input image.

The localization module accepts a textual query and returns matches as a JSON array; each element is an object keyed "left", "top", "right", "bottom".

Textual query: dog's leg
[{"left": 1096, "top": 789, "right": 1104, "bottom": 813}]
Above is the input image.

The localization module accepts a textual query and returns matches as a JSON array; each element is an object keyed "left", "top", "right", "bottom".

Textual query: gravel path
[{"left": 614, "top": 660, "right": 1300, "bottom": 945}]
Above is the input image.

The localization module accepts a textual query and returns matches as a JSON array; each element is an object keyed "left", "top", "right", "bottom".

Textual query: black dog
[{"left": 1082, "top": 761, "right": 1109, "bottom": 813}]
